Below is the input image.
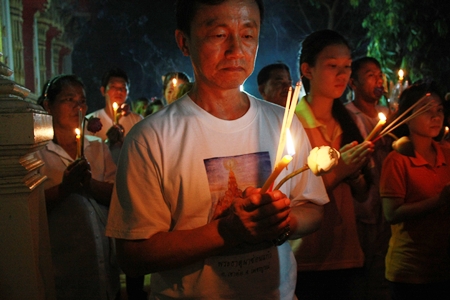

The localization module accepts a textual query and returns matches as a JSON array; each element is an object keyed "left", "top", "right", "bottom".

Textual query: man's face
[
  {"left": 350, "top": 62, "right": 384, "bottom": 104},
  {"left": 259, "top": 68, "right": 292, "bottom": 106},
  {"left": 178, "top": 0, "right": 260, "bottom": 90},
  {"left": 102, "top": 76, "right": 129, "bottom": 105}
]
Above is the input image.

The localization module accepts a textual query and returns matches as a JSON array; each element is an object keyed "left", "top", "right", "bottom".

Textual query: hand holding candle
[
  {"left": 112, "top": 102, "right": 119, "bottom": 124},
  {"left": 75, "top": 128, "right": 81, "bottom": 159}
]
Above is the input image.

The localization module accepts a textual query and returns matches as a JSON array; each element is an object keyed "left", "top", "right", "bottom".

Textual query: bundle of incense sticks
[
  {"left": 372, "top": 93, "right": 432, "bottom": 143},
  {"left": 275, "top": 81, "right": 302, "bottom": 166},
  {"left": 260, "top": 82, "right": 302, "bottom": 194}
]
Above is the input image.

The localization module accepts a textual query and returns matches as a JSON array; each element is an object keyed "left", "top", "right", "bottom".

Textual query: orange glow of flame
[
  {"left": 398, "top": 69, "right": 404, "bottom": 81},
  {"left": 286, "top": 128, "right": 295, "bottom": 156}
]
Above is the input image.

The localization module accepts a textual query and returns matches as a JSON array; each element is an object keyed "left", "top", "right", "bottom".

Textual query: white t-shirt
[
  {"left": 86, "top": 108, "right": 143, "bottom": 141},
  {"left": 38, "top": 136, "right": 120, "bottom": 300},
  {"left": 346, "top": 101, "right": 391, "bottom": 224},
  {"left": 86, "top": 108, "right": 143, "bottom": 164},
  {"left": 106, "top": 94, "right": 329, "bottom": 299}
]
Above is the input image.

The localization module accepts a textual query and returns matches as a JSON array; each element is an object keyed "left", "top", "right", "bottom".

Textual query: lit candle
[
  {"left": 75, "top": 128, "right": 81, "bottom": 159},
  {"left": 398, "top": 69, "right": 405, "bottom": 94},
  {"left": 442, "top": 126, "right": 449, "bottom": 142},
  {"left": 78, "top": 108, "right": 85, "bottom": 158},
  {"left": 398, "top": 69, "right": 404, "bottom": 82},
  {"left": 365, "top": 112, "right": 387, "bottom": 141},
  {"left": 112, "top": 102, "right": 118, "bottom": 124},
  {"left": 261, "top": 129, "right": 295, "bottom": 193},
  {"left": 172, "top": 78, "right": 177, "bottom": 86}
]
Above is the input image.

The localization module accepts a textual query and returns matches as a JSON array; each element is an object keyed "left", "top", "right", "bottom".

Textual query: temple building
[{"left": 0, "top": 1, "right": 94, "bottom": 299}]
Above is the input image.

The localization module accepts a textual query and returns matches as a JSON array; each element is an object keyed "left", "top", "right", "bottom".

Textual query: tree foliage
[{"left": 360, "top": 0, "right": 450, "bottom": 92}]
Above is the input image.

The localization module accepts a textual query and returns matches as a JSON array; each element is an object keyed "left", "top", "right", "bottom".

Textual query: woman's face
[
  {"left": 408, "top": 93, "right": 444, "bottom": 138},
  {"left": 304, "top": 44, "right": 352, "bottom": 100},
  {"left": 164, "top": 77, "right": 188, "bottom": 103},
  {"left": 46, "top": 83, "right": 87, "bottom": 130}
]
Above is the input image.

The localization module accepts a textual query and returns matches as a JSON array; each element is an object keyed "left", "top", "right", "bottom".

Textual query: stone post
[{"left": 0, "top": 60, "right": 55, "bottom": 299}]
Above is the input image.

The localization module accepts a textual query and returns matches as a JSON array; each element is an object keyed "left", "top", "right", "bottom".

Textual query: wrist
[{"left": 346, "top": 171, "right": 363, "bottom": 184}]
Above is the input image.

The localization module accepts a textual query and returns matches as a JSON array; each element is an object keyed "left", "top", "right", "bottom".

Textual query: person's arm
[
  {"left": 288, "top": 201, "right": 323, "bottom": 240},
  {"left": 44, "top": 159, "right": 90, "bottom": 211},
  {"left": 326, "top": 141, "right": 373, "bottom": 202},
  {"left": 382, "top": 183, "right": 450, "bottom": 224},
  {"left": 115, "top": 188, "right": 291, "bottom": 277},
  {"left": 86, "top": 179, "right": 113, "bottom": 206}
]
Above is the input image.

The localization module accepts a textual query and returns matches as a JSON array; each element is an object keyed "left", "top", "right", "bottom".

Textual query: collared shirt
[{"left": 380, "top": 140, "right": 450, "bottom": 283}]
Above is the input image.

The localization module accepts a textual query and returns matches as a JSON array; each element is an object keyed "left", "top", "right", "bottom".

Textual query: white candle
[
  {"left": 261, "top": 129, "right": 295, "bottom": 193},
  {"left": 365, "top": 112, "right": 386, "bottom": 141}
]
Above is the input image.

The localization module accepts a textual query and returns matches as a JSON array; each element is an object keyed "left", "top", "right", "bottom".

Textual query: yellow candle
[
  {"left": 112, "top": 102, "right": 119, "bottom": 124},
  {"left": 75, "top": 128, "right": 81, "bottom": 159},
  {"left": 365, "top": 112, "right": 387, "bottom": 141},
  {"left": 261, "top": 129, "right": 295, "bottom": 193},
  {"left": 260, "top": 155, "right": 293, "bottom": 193},
  {"left": 442, "top": 126, "right": 449, "bottom": 142},
  {"left": 398, "top": 69, "right": 404, "bottom": 82}
]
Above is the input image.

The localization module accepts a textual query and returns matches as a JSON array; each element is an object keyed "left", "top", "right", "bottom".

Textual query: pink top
[{"left": 292, "top": 96, "right": 364, "bottom": 271}]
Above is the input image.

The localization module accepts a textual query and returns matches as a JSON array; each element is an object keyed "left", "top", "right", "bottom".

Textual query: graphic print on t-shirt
[{"left": 204, "top": 152, "right": 271, "bottom": 223}]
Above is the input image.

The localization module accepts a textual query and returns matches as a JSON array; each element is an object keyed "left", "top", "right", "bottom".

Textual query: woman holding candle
[
  {"left": 37, "top": 75, "right": 120, "bottom": 300},
  {"left": 380, "top": 81, "right": 450, "bottom": 299},
  {"left": 293, "top": 29, "right": 374, "bottom": 300}
]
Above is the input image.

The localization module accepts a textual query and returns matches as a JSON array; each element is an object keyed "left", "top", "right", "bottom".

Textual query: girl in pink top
[{"left": 294, "top": 29, "right": 374, "bottom": 300}]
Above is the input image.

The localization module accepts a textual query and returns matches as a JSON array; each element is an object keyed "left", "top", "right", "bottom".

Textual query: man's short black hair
[
  {"left": 257, "top": 63, "right": 290, "bottom": 86},
  {"left": 175, "top": 0, "right": 264, "bottom": 36},
  {"left": 351, "top": 57, "right": 381, "bottom": 80},
  {"left": 101, "top": 67, "right": 130, "bottom": 89}
]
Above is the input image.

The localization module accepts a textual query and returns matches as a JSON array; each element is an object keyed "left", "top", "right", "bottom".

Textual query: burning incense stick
[{"left": 379, "top": 93, "right": 430, "bottom": 137}]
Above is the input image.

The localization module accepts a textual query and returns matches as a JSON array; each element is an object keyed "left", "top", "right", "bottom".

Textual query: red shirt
[{"left": 380, "top": 140, "right": 450, "bottom": 283}]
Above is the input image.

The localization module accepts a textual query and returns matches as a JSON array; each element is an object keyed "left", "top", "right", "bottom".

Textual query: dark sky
[{"left": 72, "top": 0, "right": 308, "bottom": 113}]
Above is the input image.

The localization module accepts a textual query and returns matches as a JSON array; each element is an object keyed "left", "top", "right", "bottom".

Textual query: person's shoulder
[
  {"left": 345, "top": 101, "right": 358, "bottom": 112},
  {"left": 128, "top": 111, "right": 143, "bottom": 120},
  {"left": 86, "top": 108, "right": 105, "bottom": 118},
  {"left": 250, "top": 93, "right": 285, "bottom": 113},
  {"left": 376, "top": 104, "right": 390, "bottom": 115},
  {"left": 85, "top": 134, "right": 103, "bottom": 143}
]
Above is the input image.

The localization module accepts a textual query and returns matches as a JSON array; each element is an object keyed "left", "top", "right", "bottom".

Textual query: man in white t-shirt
[
  {"left": 86, "top": 68, "right": 142, "bottom": 164},
  {"left": 106, "top": 1, "right": 329, "bottom": 299},
  {"left": 346, "top": 56, "right": 392, "bottom": 300}
]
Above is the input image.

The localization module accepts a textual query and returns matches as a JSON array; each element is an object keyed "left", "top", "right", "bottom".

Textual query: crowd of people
[{"left": 37, "top": 0, "right": 450, "bottom": 299}]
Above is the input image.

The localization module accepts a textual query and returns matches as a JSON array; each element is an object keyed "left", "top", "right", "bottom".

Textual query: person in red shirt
[{"left": 380, "top": 80, "right": 450, "bottom": 300}]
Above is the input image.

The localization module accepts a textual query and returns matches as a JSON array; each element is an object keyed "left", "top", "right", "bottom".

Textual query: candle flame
[
  {"left": 445, "top": 126, "right": 449, "bottom": 134},
  {"left": 113, "top": 102, "right": 118, "bottom": 111},
  {"left": 286, "top": 129, "right": 295, "bottom": 156},
  {"left": 75, "top": 128, "right": 81, "bottom": 136},
  {"left": 378, "top": 112, "right": 386, "bottom": 121},
  {"left": 172, "top": 78, "right": 177, "bottom": 86},
  {"left": 398, "top": 69, "right": 404, "bottom": 81}
]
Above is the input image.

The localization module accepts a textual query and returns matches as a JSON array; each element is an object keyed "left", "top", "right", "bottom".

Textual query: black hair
[
  {"left": 101, "top": 67, "right": 129, "bottom": 89},
  {"left": 351, "top": 57, "right": 381, "bottom": 81},
  {"left": 299, "top": 30, "right": 361, "bottom": 146},
  {"left": 299, "top": 29, "right": 351, "bottom": 94},
  {"left": 390, "top": 79, "right": 443, "bottom": 138},
  {"left": 257, "top": 63, "right": 291, "bottom": 86},
  {"left": 175, "top": 0, "right": 264, "bottom": 36},
  {"left": 37, "top": 75, "right": 85, "bottom": 107}
]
